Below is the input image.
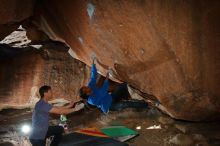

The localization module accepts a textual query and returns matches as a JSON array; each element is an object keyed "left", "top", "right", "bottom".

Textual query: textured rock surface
[
  {"left": 0, "top": 0, "right": 220, "bottom": 121},
  {"left": 0, "top": 42, "right": 89, "bottom": 110},
  {"left": 0, "top": 0, "right": 35, "bottom": 40},
  {"left": 32, "top": 0, "right": 220, "bottom": 121},
  {"left": 169, "top": 134, "right": 194, "bottom": 146}
]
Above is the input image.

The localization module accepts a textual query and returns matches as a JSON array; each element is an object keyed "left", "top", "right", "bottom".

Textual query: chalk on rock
[
  {"left": 90, "top": 52, "right": 96, "bottom": 61},
  {"left": 127, "top": 86, "right": 144, "bottom": 100},
  {"left": 87, "top": 3, "right": 95, "bottom": 20}
]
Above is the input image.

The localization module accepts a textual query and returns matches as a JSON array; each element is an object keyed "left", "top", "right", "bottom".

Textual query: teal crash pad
[{"left": 101, "top": 126, "right": 138, "bottom": 142}]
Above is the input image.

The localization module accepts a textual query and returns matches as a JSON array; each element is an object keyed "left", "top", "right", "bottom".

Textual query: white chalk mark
[
  {"left": 78, "top": 37, "right": 84, "bottom": 44},
  {"left": 68, "top": 49, "right": 79, "bottom": 60},
  {"left": 87, "top": 3, "right": 95, "bottom": 20}
]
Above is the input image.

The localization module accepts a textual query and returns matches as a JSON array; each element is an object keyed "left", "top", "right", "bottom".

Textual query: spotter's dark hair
[{"left": 39, "top": 85, "right": 51, "bottom": 98}]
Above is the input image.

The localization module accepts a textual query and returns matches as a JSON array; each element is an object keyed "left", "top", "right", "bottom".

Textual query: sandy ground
[{"left": 0, "top": 107, "right": 220, "bottom": 146}]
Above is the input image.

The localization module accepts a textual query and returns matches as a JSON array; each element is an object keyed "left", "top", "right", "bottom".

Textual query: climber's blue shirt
[{"left": 87, "top": 64, "right": 112, "bottom": 113}]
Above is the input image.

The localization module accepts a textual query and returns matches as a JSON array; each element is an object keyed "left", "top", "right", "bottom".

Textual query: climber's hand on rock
[
  {"left": 70, "top": 100, "right": 83, "bottom": 108},
  {"left": 74, "top": 103, "right": 85, "bottom": 111},
  {"left": 91, "top": 53, "right": 96, "bottom": 64}
]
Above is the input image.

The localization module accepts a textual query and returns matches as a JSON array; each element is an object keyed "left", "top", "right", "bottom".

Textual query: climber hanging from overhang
[{"left": 79, "top": 53, "right": 148, "bottom": 113}]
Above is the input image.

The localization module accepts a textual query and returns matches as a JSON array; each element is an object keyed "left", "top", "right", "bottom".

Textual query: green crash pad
[{"left": 101, "top": 126, "right": 138, "bottom": 142}]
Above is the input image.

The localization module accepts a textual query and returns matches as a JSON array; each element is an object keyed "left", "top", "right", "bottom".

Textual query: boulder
[
  {"left": 0, "top": 0, "right": 220, "bottom": 121},
  {"left": 0, "top": 0, "right": 35, "bottom": 40},
  {"left": 33, "top": 0, "right": 220, "bottom": 121},
  {"left": 175, "top": 124, "right": 189, "bottom": 133},
  {"left": 169, "top": 134, "right": 194, "bottom": 146},
  {"left": 0, "top": 42, "right": 89, "bottom": 110}
]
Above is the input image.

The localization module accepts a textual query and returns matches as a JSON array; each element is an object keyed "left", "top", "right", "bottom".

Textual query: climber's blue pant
[
  {"left": 110, "top": 99, "right": 148, "bottom": 111},
  {"left": 110, "top": 83, "right": 148, "bottom": 111}
]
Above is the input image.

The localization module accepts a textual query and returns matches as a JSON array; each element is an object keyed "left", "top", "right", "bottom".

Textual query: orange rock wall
[
  {"left": 0, "top": 43, "right": 89, "bottom": 109},
  {"left": 35, "top": 0, "right": 220, "bottom": 120},
  {"left": 0, "top": 0, "right": 220, "bottom": 120}
]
